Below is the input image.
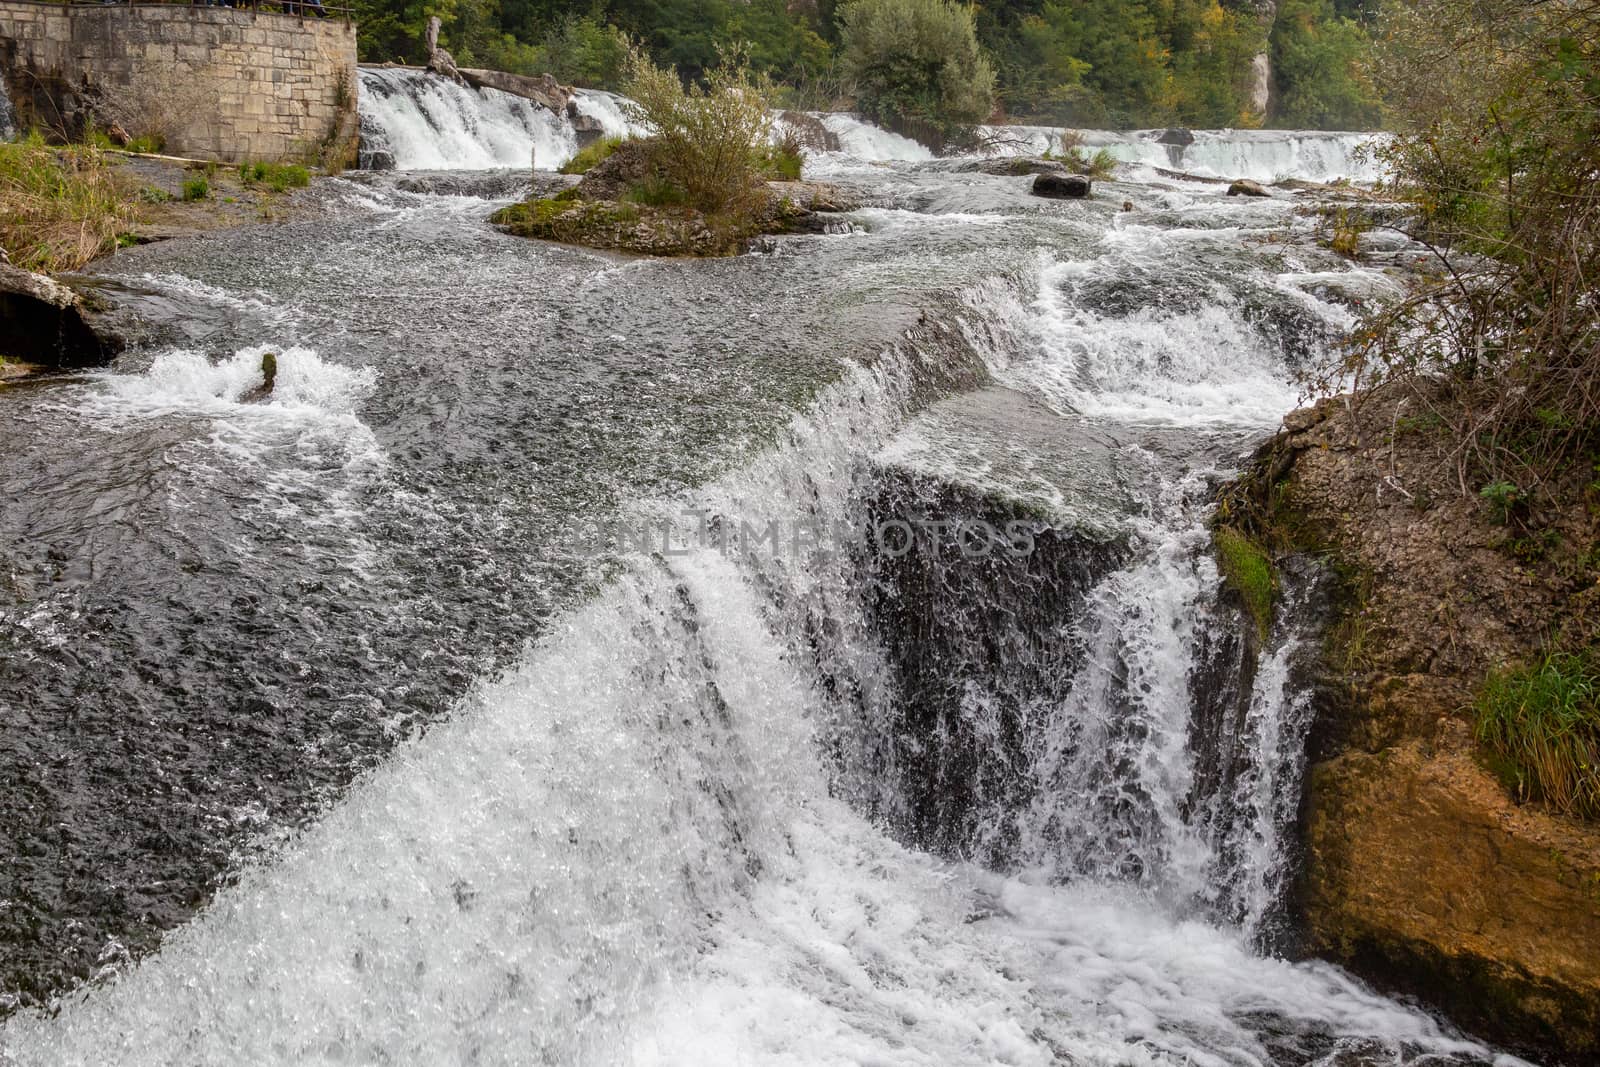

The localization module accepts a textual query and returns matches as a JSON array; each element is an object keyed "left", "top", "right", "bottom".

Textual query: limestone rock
[
  {"left": 575, "top": 139, "right": 655, "bottom": 202},
  {"left": 1222, "top": 382, "right": 1600, "bottom": 1063},
  {"left": 1031, "top": 173, "right": 1091, "bottom": 199}
]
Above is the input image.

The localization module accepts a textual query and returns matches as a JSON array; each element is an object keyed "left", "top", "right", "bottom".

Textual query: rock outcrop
[
  {"left": 0, "top": 263, "right": 120, "bottom": 368},
  {"left": 1220, "top": 386, "right": 1600, "bottom": 1063}
]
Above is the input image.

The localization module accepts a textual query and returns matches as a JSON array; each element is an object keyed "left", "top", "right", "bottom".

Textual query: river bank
[
  {"left": 0, "top": 145, "right": 331, "bottom": 375},
  {"left": 1220, "top": 384, "right": 1600, "bottom": 1063}
]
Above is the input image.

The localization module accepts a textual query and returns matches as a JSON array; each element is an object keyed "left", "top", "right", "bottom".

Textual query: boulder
[
  {"left": 1030, "top": 173, "right": 1091, "bottom": 199},
  {"left": 566, "top": 103, "right": 607, "bottom": 149},
  {"left": 1227, "top": 178, "right": 1270, "bottom": 198},
  {"left": 0, "top": 263, "right": 119, "bottom": 368}
]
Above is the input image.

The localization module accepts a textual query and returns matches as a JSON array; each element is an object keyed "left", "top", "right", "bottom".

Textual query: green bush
[
  {"left": 1214, "top": 525, "right": 1275, "bottom": 638},
  {"left": 181, "top": 176, "right": 209, "bottom": 201},
  {"left": 837, "top": 0, "right": 995, "bottom": 148},
  {"left": 535, "top": 14, "right": 632, "bottom": 89},
  {"left": 560, "top": 136, "right": 624, "bottom": 176},
  {"left": 1269, "top": 0, "right": 1380, "bottom": 130},
  {"left": 753, "top": 132, "right": 804, "bottom": 181},
  {"left": 623, "top": 49, "right": 772, "bottom": 214},
  {"left": 1476, "top": 651, "right": 1600, "bottom": 819},
  {"left": 1332, "top": 0, "right": 1600, "bottom": 488}
]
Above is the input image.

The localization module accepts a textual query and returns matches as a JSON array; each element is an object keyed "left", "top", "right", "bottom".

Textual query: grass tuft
[
  {"left": 238, "top": 161, "right": 311, "bottom": 193},
  {"left": 181, "top": 176, "right": 210, "bottom": 201},
  {"left": 0, "top": 134, "right": 134, "bottom": 273},
  {"left": 1476, "top": 651, "right": 1600, "bottom": 819},
  {"left": 559, "top": 137, "right": 623, "bottom": 175},
  {"left": 1214, "top": 525, "right": 1276, "bottom": 638}
]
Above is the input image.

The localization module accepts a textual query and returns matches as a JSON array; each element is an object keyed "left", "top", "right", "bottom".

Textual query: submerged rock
[
  {"left": 1227, "top": 179, "right": 1270, "bottom": 198},
  {"left": 240, "top": 352, "right": 278, "bottom": 404},
  {"left": 1031, "top": 173, "right": 1092, "bottom": 199}
]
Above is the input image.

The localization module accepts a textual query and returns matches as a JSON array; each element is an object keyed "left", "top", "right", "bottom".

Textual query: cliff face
[{"left": 1226, "top": 386, "right": 1600, "bottom": 1062}]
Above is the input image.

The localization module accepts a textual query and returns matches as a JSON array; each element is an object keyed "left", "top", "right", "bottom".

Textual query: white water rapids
[{"left": 0, "top": 79, "right": 1519, "bottom": 1067}]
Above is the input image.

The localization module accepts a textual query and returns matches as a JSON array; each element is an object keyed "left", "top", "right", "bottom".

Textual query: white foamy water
[
  {"left": 89, "top": 345, "right": 375, "bottom": 418},
  {"left": 989, "top": 223, "right": 1336, "bottom": 427},
  {"left": 819, "top": 113, "right": 935, "bottom": 163},
  {"left": 982, "top": 125, "right": 1386, "bottom": 183},
  {"left": 358, "top": 68, "right": 635, "bottom": 170}
]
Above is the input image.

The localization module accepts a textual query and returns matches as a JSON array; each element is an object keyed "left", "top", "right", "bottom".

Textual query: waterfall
[
  {"left": 356, "top": 68, "right": 636, "bottom": 171},
  {"left": 353, "top": 65, "right": 1379, "bottom": 184},
  {"left": 0, "top": 75, "right": 16, "bottom": 141},
  {"left": 981, "top": 124, "right": 1387, "bottom": 182}
]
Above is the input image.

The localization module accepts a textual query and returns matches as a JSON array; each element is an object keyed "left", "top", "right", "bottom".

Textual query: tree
[
  {"left": 837, "top": 0, "right": 997, "bottom": 147},
  {"left": 1334, "top": 0, "right": 1600, "bottom": 486},
  {"left": 1269, "top": 0, "right": 1380, "bottom": 128}
]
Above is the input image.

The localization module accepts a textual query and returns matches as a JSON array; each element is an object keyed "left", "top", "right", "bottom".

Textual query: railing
[{"left": 47, "top": 0, "right": 355, "bottom": 21}]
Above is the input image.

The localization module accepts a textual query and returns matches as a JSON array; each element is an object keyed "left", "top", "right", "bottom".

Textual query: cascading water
[
  {"left": 356, "top": 67, "right": 636, "bottom": 170},
  {"left": 983, "top": 125, "right": 1387, "bottom": 183},
  {"left": 0, "top": 106, "right": 1521, "bottom": 1065}
]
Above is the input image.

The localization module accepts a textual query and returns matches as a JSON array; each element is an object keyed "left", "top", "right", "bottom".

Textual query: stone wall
[{"left": 0, "top": 1, "right": 357, "bottom": 164}]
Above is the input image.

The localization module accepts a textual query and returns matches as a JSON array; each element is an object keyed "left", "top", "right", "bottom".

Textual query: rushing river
[{"left": 0, "top": 73, "right": 1516, "bottom": 1065}]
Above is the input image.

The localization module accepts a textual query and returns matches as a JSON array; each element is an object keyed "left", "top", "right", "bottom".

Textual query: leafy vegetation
[
  {"left": 1326, "top": 0, "right": 1600, "bottom": 494},
  {"left": 623, "top": 49, "right": 772, "bottom": 213},
  {"left": 181, "top": 176, "right": 210, "bottom": 201},
  {"left": 1270, "top": 0, "right": 1381, "bottom": 129},
  {"left": 1476, "top": 651, "right": 1600, "bottom": 820},
  {"left": 1045, "top": 131, "right": 1117, "bottom": 178},
  {"left": 836, "top": 0, "right": 995, "bottom": 147},
  {"left": 753, "top": 132, "right": 805, "bottom": 181},
  {"left": 0, "top": 135, "right": 134, "bottom": 273}
]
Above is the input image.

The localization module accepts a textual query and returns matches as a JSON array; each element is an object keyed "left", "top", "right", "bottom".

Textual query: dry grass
[{"left": 0, "top": 135, "right": 134, "bottom": 273}]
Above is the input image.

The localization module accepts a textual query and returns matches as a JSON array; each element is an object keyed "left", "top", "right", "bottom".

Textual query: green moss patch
[{"left": 1214, "top": 525, "right": 1276, "bottom": 638}]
